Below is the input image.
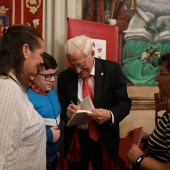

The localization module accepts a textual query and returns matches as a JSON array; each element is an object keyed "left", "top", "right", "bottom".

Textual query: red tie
[
  {"left": 83, "top": 76, "right": 99, "bottom": 141},
  {"left": 83, "top": 76, "right": 94, "bottom": 103}
]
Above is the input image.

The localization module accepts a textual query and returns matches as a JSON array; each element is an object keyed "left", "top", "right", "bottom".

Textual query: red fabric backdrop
[
  {"left": 67, "top": 18, "right": 119, "bottom": 65},
  {"left": 0, "top": 0, "right": 43, "bottom": 35}
]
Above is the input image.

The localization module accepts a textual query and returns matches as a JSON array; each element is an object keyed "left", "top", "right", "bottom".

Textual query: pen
[
  {"left": 71, "top": 101, "right": 81, "bottom": 105},
  {"left": 71, "top": 101, "right": 74, "bottom": 104}
]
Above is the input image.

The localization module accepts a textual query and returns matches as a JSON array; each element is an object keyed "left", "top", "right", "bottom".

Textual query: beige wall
[
  {"left": 119, "top": 110, "right": 155, "bottom": 138},
  {"left": 118, "top": 86, "right": 160, "bottom": 138}
]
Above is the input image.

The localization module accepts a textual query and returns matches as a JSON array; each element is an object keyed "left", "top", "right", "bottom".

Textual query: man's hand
[
  {"left": 88, "top": 108, "right": 111, "bottom": 124},
  {"left": 66, "top": 103, "right": 81, "bottom": 119}
]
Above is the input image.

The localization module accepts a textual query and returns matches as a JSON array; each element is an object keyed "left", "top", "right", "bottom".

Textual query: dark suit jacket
[{"left": 58, "top": 58, "right": 131, "bottom": 162}]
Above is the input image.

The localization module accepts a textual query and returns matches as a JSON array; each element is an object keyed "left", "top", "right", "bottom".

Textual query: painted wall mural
[
  {"left": 0, "top": 0, "right": 43, "bottom": 35},
  {"left": 83, "top": 0, "right": 170, "bottom": 86}
]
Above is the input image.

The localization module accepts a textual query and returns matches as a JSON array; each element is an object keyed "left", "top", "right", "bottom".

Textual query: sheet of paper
[
  {"left": 79, "top": 96, "right": 94, "bottom": 111},
  {"left": 91, "top": 38, "right": 106, "bottom": 60}
]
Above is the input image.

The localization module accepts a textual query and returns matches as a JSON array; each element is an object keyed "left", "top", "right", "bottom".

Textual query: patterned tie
[{"left": 83, "top": 76, "right": 99, "bottom": 141}]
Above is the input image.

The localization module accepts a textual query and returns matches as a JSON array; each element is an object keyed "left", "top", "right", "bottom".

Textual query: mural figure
[
  {"left": 122, "top": 0, "right": 170, "bottom": 86},
  {"left": 0, "top": 5, "right": 9, "bottom": 27}
]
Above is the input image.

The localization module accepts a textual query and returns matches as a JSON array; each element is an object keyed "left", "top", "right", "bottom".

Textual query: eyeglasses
[
  {"left": 69, "top": 58, "right": 88, "bottom": 69},
  {"left": 38, "top": 71, "right": 60, "bottom": 81},
  {"left": 159, "top": 70, "right": 170, "bottom": 76}
]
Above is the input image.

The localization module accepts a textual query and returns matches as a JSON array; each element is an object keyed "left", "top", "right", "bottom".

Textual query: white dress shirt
[{"left": 77, "top": 62, "right": 114, "bottom": 129}]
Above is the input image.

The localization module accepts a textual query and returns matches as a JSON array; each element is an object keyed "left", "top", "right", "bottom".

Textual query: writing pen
[
  {"left": 71, "top": 101, "right": 81, "bottom": 105},
  {"left": 71, "top": 101, "right": 75, "bottom": 104}
]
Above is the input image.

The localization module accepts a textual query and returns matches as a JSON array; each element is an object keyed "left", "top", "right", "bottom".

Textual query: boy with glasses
[{"left": 27, "top": 52, "right": 61, "bottom": 170}]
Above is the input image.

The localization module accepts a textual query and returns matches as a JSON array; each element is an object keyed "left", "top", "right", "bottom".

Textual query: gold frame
[{"left": 128, "top": 86, "right": 159, "bottom": 110}]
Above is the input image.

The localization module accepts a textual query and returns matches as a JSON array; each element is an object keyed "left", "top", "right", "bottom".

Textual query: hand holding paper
[
  {"left": 126, "top": 127, "right": 144, "bottom": 146},
  {"left": 67, "top": 96, "right": 94, "bottom": 127}
]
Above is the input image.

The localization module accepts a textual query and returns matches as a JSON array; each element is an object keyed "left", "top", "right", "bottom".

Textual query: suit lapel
[
  {"left": 69, "top": 71, "right": 78, "bottom": 104},
  {"left": 94, "top": 58, "right": 104, "bottom": 107}
]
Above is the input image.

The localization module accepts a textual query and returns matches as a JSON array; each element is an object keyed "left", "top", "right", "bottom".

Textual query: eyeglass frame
[
  {"left": 69, "top": 56, "right": 89, "bottom": 69},
  {"left": 158, "top": 70, "right": 170, "bottom": 76},
  {"left": 37, "top": 71, "right": 60, "bottom": 81}
]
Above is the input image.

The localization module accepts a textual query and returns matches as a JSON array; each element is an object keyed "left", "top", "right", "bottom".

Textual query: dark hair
[
  {"left": 0, "top": 24, "right": 43, "bottom": 87},
  {"left": 159, "top": 53, "right": 170, "bottom": 71},
  {"left": 38, "top": 52, "right": 57, "bottom": 72}
]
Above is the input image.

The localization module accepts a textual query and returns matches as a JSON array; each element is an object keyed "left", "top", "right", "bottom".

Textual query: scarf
[{"left": 29, "top": 81, "right": 48, "bottom": 95}]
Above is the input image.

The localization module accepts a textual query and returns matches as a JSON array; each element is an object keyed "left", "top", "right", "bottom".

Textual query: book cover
[{"left": 131, "top": 127, "right": 144, "bottom": 146}]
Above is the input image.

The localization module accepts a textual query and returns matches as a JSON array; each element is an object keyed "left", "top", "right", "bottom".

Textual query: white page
[{"left": 79, "top": 96, "right": 94, "bottom": 111}]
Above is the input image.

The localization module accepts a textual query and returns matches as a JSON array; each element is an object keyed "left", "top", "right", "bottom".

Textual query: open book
[
  {"left": 131, "top": 127, "right": 144, "bottom": 146},
  {"left": 67, "top": 96, "right": 94, "bottom": 127},
  {"left": 124, "top": 7, "right": 170, "bottom": 43}
]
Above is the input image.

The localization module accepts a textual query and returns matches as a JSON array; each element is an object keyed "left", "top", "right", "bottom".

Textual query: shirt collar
[{"left": 90, "top": 59, "right": 95, "bottom": 76}]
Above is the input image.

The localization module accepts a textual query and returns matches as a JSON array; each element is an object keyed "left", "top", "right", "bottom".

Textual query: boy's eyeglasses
[{"left": 38, "top": 71, "right": 60, "bottom": 81}]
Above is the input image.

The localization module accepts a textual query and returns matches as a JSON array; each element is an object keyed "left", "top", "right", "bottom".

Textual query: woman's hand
[
  {"left": 127, "top": 145, "right": 144, "bottom": 165},
  {"left": 126, "top": 128, "right": 149, "bottom": 143}
]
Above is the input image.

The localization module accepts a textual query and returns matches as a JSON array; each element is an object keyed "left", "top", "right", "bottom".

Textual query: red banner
[
  {"left": 0, "top": 0, "right": 43, "bottom": 35},
  {"left": 67, "top": 18, "right": 119, "bottom": 63}
]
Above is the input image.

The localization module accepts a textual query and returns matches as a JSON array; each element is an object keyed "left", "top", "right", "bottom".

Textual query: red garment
[
  {"left": 66, "top": 76, "right": 115, "bottom": 169},
  {"left": 83, "top": 76, "right": 99, "bottom": 141},
  {"left": 66, "top": 133, "right": 115, "bottom": 170},
  {"left": 29, "top": 82, "right": 48, "bottom": 95},
  {"left": 66, "top": 129, "right": 81, "bottom": 162},
  {"left": 83, "top": 76, "right": 94, "bottom": 102}
]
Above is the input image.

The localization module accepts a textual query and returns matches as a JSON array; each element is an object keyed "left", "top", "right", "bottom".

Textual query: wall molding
[{"left": 127, "top": 86, "right": 159, "bottom": 110}]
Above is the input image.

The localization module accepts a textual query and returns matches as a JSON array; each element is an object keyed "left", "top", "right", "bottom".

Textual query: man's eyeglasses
[
  {"left": 38, "top": 71, "right": 60, "bottom": 81},
  {"left": 159, "top": 70, "right": 170, "bottom": 76},
  {"left": 69, "top": 57, "right": 89, "bottom": 69},
  {"left": 69, "top": 61, "right": 87, "bottom": 69}
]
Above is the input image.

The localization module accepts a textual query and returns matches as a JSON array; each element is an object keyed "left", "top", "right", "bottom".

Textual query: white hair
[{"left": 64, "top": 35, "right": 93, "bottom": 57}]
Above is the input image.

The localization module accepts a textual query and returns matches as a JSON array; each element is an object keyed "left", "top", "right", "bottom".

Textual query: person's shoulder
[
  {"left": 49, "top": 89, "right": 58, "bottom": 96},
  {"left": 95, "top": 58, "right": 119, "bottom": 67},
  {"left": 26, "top": 88, "right": 36, "bottom": 96},
  {"left": 49, "top": 89, "right": 60, "bottom": 100},
  {"left": 26, "top": 88, "right": 41, "bottom": 101},
  {"left": 164, "top": 110, "right": 170, "bottom": 118},
  {"left": 0, "top": 77, "right": 23, "bottom": 94},
  {"left": 59, "top": 68, "right": 76, "bottom": 76},
  {"left": 58, "top": 68, "right": 77, "bottom": 81}
]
